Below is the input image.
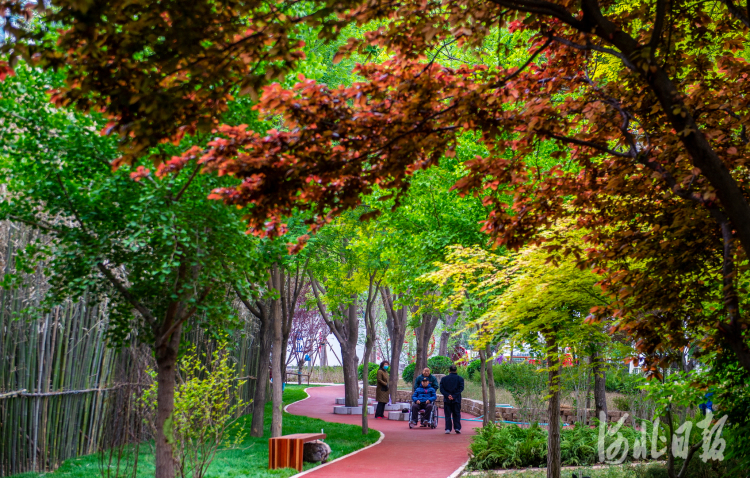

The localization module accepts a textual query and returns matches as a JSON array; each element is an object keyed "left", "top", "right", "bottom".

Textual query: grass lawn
[{"left": 17, "top": 385, "right": 379, "bottom": 478}]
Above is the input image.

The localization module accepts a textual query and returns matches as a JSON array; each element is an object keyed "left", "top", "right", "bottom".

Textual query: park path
[{"left": 285, "top": 385, "right": 481, "bottom": 478}]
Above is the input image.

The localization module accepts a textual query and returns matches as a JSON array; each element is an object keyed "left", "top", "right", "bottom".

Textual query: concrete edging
[
  {"left": 447, "top": 459, "right": 470, "bottom": 478},
  {"left": 291, "top": 430, "right": 386, "bottom": 477}
]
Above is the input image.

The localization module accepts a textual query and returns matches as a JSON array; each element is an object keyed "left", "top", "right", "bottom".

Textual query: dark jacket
[
  {"left": 413, "top": 374, "right": 439, "bottom": 392},
  {"left": 412, "top": 385, "right": 437, "bottom": 403},
  {"left": 375, "top": 368, "right": 389, "bottom": 403},
  {"left": 439, "top": 372, "right": 464, "bottom": 404}
]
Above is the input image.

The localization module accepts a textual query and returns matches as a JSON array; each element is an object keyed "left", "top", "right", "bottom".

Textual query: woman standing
[{"left": 374, "top": 360, "right": 390, "bottom": 419}]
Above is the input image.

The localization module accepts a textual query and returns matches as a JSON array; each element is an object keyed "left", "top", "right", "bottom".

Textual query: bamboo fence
[
  {"left": 0, "top": 221, "right": 127, "bottom": 475},
  {"left": 0, "top": 221, "right": 262, "bottom": 475}
]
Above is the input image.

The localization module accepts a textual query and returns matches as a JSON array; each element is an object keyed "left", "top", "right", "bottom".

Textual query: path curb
[
  {"left": 292, "top": 430, "right": 385, "bottom": 477},
  {"left": 447, "top": 459, "right": 470, "bottom": 478},
  {"left": 287, "top": 386, "right": 386, "bottom": 478}
]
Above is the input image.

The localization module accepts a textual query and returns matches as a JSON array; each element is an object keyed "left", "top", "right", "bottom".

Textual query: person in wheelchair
[{"left": 410, "top": 376, "right": 437, "bottom": 426}]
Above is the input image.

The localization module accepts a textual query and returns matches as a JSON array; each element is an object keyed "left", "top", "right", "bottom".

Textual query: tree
[
  {"left": 286, "top": 285, "right": 328, "bottom": 384},
  {"left": 439, "top": 311, "right": 460, "bottom": 357},
  {"left": 484, "top": 239, "right": 609, "bottom": 478},
  {"left": 0, "top": 66, "right": 264, "bottom": 478},
  {"left": 420, "top": 245, "right": 511, "bottom": 426},
  {"left": 268, "top": 262, "right": 308, "bottom": 437},
  {"left": 178, "top": 0, "right": 750, "bottom": 378},
  {"left": 0, "top": 0, "right": 307, "bottom": 164},
  {"left": 379, "top": 286, "right": 409, "bottom": 403},
  {"left": 306, "top": 219, "right": 364, "bottom": 408}
]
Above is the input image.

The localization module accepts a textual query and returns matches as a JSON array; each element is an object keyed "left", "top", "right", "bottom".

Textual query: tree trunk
[
  {"left": 547, "top": 335, "right": 561, "bottom": 478},
  {"left": 321, "top": 341, "right": 328, "bottom": 367},
  {"left": 438, "top": 312, "right": 458, "bottom": 357},
  {"left": 381, "top": 287, "right": 408, "bottom": 404},
  {"left": 486, "top": 343, "right": 496, "bottom": 423},
  {"left": 479, "top": 349, "right": 490, "bottom": 427},
  {"left": 591, "top": 347, "right": 607, "bottom": 422},
  {"left": 154, "top": 325, "right": 182, "bottom": 478},
  {"left": 361, "top": 354, "right": 371, "bottom": 434},
  {"left": 250, "top": 315, "right": 272, "bottom": 437},
  {"left": 342, "top": 347, "right": 359, "bottom": 407},
  {"left": 389, "top": 330, "right": 405, "bottom": 402},
  {"left": 297, "top": 360, "right": 304, "bottom": 385},
  {"left": 270, "top": 266, "right": 284, "bottom": 438},
  {"left": 310, "top": 280, "right": 360, "bottom": 407},
  {"left": 414, "top": 313, "right": 439, "bottom": 375}
]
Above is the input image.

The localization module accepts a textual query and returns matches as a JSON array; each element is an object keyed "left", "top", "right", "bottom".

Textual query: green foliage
[
  {"left": 140, "top": 340, "right": 246, "bottom": 478},
  {"left": 639, "top": 372, "right": 705, "bottom": 418},
  {"left": 468, "top": 422, "right": 653, "bottom": 471},
  {"left": 402, "top": 363, "right": 416, "bottom": 384},
  {"left": 466, "top": 359, "right": 482, "bottom": 379},
  {"left": 711, "top": 354, "right": 750, "bottom": 473},
  {"left": 0, "top": 64, "right": 267, "bottom": 345},
  {"left": 427, "top": 355, "right": 453, "bottom": 374},
  {"left": 606, "top": 367, "right": 645, "bottom": 394},
  {"left": 367, "top": 367, "right": 378, "bottom": 386},
  {"left": 612, "top": 396, "right": 632, "bottom": 412},
  {"left": 357, "top": 363, "right": 379, "bottom": 380},
  {"left": 492, "top": 362, "right": 544, "bottom": 391},
  {"left": 469, "top": 423, "right": 547, "bottom": 470}
]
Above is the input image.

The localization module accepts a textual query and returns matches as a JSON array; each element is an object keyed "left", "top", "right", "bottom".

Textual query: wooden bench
[{"left": 268, "top": 432, "right": 326, "bottom": 471}]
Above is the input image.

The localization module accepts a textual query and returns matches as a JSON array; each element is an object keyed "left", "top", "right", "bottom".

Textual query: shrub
[
  {"left": 466, "top": 359, "right": 481, "bottom": 379},
  {"left": 367, "top": 367, "right": 378, "bottom": 386},
  {"left": 492, "top": 362, "right": 542, "bottom": 391},
  {"left": 357, "top": 362, "right": 379, "bottom": 380},
  {"left": 469, "top": 423, "right": 547, "bottom": 470},
  {"left": 606, "top": 366, "right": 644, "bottom": 394},
  {"left": 139, "top": 340, "right": 246, "bottom": 478},
  {"left": 456, "top": 365, "right": 470, "bottom": 379},
  {"left": 427, "top": 355, "right": 453, "bottom": 374},
  {"left": 468, "top": 421, "right": 653, "bottom": 471},
  {"left": 402, "top": 363, "right": 416, "bottom": 384},
  {"left": 612, "top": 395, "right": 631, "bottom": 411}
]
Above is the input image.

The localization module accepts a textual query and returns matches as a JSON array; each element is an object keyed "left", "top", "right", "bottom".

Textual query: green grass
[{"left": 16, "top": 385, "right": 379, "bottom": 478}]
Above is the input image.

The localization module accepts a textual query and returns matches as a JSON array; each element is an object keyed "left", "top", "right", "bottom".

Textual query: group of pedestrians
[{"left": 372, "top": 361, "right": 465, "bottom": 435}]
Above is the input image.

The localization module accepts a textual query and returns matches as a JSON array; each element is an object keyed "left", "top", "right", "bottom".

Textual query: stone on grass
[{"left": 303, "top": 440, "right": 331, "bottom": 464}]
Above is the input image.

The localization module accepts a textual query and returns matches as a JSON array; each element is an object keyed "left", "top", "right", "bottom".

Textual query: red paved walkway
[{"left": 286, "top": 385, "right": 480, "bottom": 477}]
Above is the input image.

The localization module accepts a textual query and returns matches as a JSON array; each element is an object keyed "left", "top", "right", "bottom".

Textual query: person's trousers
[
  {"left": 375, "top": 401, "right": 387, "bottom": 418},
  {"left": 411, "top": 402, "right": 432, "bottom": 422},
  {"left": 444, "top": 401, "right": 461, "bottom": 431}
]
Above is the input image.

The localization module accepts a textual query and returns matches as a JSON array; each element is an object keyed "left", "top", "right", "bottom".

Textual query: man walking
[{"left": 439, "top": 365, "right": 464, "bottom": 434}]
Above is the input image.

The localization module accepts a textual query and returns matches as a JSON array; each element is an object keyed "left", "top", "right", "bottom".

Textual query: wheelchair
[{"left": 407, "top": 400, "right": 439, "bottom": 429}]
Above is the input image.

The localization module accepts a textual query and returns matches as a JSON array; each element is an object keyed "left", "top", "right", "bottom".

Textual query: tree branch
[
  {"left": 173, "top": 164, "right": 201, "bottom": 202},
  {"left": 550, "top": 35, "right": 636, "bottom": 70},
  {"left": 649, "top": 0, "right": 667, "bottom": 58},
  {"left": 719, "top": 0, "right": 750, "bottom": 28},
  {"left": 538, "top": 130, "right": 633, "bottom": 157},
  {"left": 96, "top": 262, "right": 157, "bottom": 326},
  {"left": 491, "top": 35, "right": 553, "bottom": 88},
  {"left": 160, "top": 286, "right": 213, "bottom": 344},
  {"left": 7, "top": 215, "right": 63, "bottom": 233}
]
